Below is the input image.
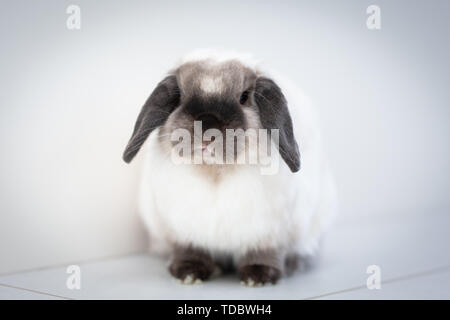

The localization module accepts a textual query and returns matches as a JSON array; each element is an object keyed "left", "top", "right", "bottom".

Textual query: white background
[{"left": 1, "top": 0, "right": 449, "bottom": 274}]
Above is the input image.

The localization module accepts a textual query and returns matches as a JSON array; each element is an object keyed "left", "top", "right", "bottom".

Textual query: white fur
[
  {"left": 138, "top": 51, "right": 338, "bottom": 262},
  {"left": 200, "top": 76, "right": 225, "bottom": 94}
]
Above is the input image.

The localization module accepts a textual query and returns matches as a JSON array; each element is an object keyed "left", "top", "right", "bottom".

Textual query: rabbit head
[{"left": 123, "top": 55, "right": 300, "bottom": 173}]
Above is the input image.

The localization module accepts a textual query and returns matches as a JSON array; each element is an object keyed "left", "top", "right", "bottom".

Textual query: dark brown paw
[
  {"left": 238, "top": 264, "right": 281, "bottom": 286},
  {"left": 169, "top": 258, "right": 216, "bottom": 284}
]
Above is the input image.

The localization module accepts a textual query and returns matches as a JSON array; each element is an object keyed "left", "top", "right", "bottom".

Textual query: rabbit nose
[{"left": 195, "top": 113, "right": 222, "bottom": 131}]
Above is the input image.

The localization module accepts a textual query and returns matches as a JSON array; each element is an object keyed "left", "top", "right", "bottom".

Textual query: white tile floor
[{"left": 1, "top": 210, "right": 450, "bottom": 300}]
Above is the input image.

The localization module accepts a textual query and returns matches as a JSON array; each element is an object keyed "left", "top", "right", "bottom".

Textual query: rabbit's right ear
[{"left": 123, "top": 75, "right": 180, "bottom": 163}]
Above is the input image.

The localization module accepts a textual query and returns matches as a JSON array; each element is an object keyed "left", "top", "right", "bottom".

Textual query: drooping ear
[
  {"left": 123, "top": 75, "right": 180, "bottom": 163},
  {"left": 254, "top": 77, "right": 300, "bottom": 172}
]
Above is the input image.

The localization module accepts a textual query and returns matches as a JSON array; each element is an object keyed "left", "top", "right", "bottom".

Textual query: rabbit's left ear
[
  {"left": 254, "top": 77, "right": 300, "bottom": 172},
  {"left": 123, "top": 75, "right": 180, "bottom": 163}
]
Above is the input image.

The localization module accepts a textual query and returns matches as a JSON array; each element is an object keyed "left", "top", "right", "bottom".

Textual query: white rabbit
[{"left": 123, "top": 49, "right": 337, "bottom": 286}]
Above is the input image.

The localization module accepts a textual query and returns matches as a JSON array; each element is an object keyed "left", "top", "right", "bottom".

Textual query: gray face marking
[
  {"left": 159, "top": 60, "right": 261, "bottom": 170},
  {"left": 175, "top": 60, "right": 257, "bottom": 101}
]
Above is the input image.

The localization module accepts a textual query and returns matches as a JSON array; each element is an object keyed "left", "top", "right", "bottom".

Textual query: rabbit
[{"left": 122, "top": 49, "right": 337, "bottom": 286}]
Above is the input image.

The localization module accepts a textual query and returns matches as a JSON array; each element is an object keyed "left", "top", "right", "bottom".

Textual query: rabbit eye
[{"left": 239, "top": 90, "right": 249, "bottom": 105}]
